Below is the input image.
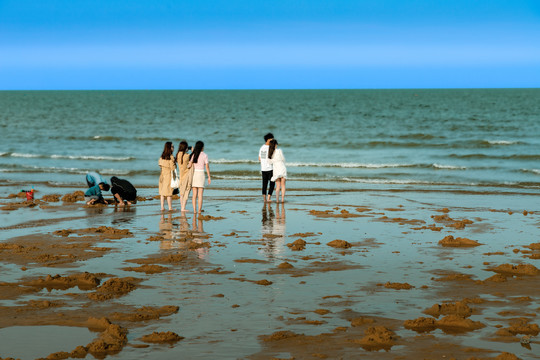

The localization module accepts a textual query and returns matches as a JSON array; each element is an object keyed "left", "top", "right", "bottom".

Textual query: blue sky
[{"left": 1, "top": 0, "right": 539, "bottom": 89}]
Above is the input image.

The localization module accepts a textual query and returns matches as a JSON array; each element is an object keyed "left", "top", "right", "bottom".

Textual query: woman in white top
[
  {"left": 189, "top": 141, "right": 211, "bottom": 213},
  {"left": 268, "top": 139, "right": 287, "bottom": 203}
]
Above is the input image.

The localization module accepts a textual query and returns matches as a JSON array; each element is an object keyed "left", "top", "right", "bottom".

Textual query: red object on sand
[{"left": 26, "top": 190, "right": 34, "bottom": 201}]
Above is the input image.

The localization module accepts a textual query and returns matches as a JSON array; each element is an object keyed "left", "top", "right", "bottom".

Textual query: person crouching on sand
[
  {"left": 189, "top": 141, "right": 211, "bottom": 213},
  {"left": 110, "top": 176, "right": 137, "bottom": 206},
  {"left": 269, "top": 139, "right": 287, "bottom": 203},
  {"left": 158, "top": 141, "right": 176, "bottom": 211},
  {"left": 85, "top": 182, "right": 109, "bottom": 205},
  {"left": 176, "top": 140, "right": 193, "bottom": 212}
]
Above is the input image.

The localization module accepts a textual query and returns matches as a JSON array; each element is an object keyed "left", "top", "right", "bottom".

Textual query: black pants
[{"left": 261, "top": 170, "right": 275, "bottom": 196}]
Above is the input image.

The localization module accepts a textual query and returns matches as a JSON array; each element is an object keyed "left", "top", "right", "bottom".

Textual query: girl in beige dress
[
  {"left": 158, "top": 141, "right": 175, "bottom": 211},
  {"left": 176, "top": 141, "right": 193, "bottom": 212}
]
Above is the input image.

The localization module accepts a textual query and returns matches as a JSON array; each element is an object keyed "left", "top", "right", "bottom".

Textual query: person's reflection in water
[
  {"left": 111, "top": 206, "right": 136, "bottom": 226},
  {"left": 274, "top": 202, "right": 286, "bottom": 235},
  {"left": 261, "top": 202, "right": 275, "bottom": 236},
  {"left": 159, "top": 213, "right": 175, "bottom": 250},
  {"left": 261, "top": 202, "right": 288, "bottom": 260},
  {"left": 191, "top": 214, "right": 208, "bottom": 259}
]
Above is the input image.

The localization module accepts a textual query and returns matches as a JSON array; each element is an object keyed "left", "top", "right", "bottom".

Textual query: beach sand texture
[{"left": 0, "top": 185, "right": 538, "bottom": 359}]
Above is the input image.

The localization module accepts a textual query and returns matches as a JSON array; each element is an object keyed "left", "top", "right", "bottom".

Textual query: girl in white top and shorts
[
  {"left": 189, "top": 141, "right": 211, "bottom": 213},
  {"left": 268, "top": 139, "right": 287, "bottom": 203}
]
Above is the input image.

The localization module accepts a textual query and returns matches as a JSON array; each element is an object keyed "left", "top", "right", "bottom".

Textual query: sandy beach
[{"left": 0, "top": 183, "right": 538, "bottom": 360}]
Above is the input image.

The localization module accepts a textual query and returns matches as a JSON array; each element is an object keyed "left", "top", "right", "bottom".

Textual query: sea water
[{"left": 1, "top": 89, "right": 539, "bottom": 195}]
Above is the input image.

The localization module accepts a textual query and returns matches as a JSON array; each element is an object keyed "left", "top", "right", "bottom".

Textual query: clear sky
[{"left": 1, "top": 0, "right": 539, "bottom": 89}]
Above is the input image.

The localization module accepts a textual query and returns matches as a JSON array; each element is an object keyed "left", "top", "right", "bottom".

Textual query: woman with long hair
[
  {"left": 189, "top": 141, "right": 211, "bottom": 213},
  {"left": 269, "top": 139, "right": 287, "bottom": 202},
  {"left": 158, "top": 141, "right": 175, "bottom": 211},
  {"left": 176, "top": 140, "right": 193, "bottom": 212}
]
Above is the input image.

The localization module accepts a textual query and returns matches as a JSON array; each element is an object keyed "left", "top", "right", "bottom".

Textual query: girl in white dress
[{"left": 268, "top": 139, "right": 287, "bottom": 203}]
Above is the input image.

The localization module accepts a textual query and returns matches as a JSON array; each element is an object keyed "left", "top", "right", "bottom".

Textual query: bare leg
[
  {"left": 197, "top": 188, "right": 204, "bottom": 213},
  {"left": 192, "top": 188, "right": 198, "bottom": 213},
  {"left": 182, "top": 190, "right": 191, "bottom": 211},
  {"left": 160, "top": 195, "right": 165, "bottom": 211},
  {"left": 281, "top": 178, "right": 286, "bottom": 202},
  {"left": 167, "top": 196, "right": 174, "bottom": 211},
  {"left": 275, "top": 180, "right": 281, "bottom": 203}
]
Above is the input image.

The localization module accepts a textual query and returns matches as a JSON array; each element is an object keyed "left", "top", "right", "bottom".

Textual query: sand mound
[
  {"left": 314, "top": 309, "right": 330, "bottom": 315},
  {"left": 507, "top": 318, "right": 540, "bottom": 335},
  {"left": 423, "top": 301, "right": 473, "bottom": 318},
  {"left": 234, "top": 258, "right": 269, "bottom": 264},
  {"left": 480, "top": 274, "right": 508, "bottom": 283},
  {"left": 26, "top": 272, "right": 101, "bottom": 290},
  {"left": 277, "top": 262, "right": 294, "bottom": 269},
  {"left": 263, "top": 330, "right": 300, "bottom": 342},
  {"left": 86, "top": 324, "right": 128, "bottom": 356},
  {"left": 87, "top": 317, "right": 112, "bottom": 331},
  {"left": 382, "top": 282, "right": 414, "bottom": 290},
  {"left": 110, "top": 306, "right": 179, "bottom": 322},
  {"left": 436, "top": 315, "right": 485, "bottom": 333},
  {"left": 309, "top": 209, "right": 362, "bottom": 218},
  {"left": 287, "top": 239, "right": 307, "bottom": 251},
  {"left": 188, "top": 241, "right": 210, "bottom": 250},
  {"left": 404, "top": 317, "right": 437, "bottom": 332},
  {"left": 88, "top": 277, "right": 138, "bottom": 301},
  {"left": 491, "top": 263, "right": 540, "bottom": 276},
  {"left": 122, "top": 264, "right": 169, "bottom": 274},
  {"left": 494, "top": 353, "right": 521, "bottom": 360},
  {"left": 355, "top": 326, "right": 397, "bottom": 351},
  {"left": 255, "top": 279, "right": 273, "bottom": 286},
  {"left": 438, "top": 235, "right": 481, "bottom": 247},
  {"left": 263, "top": 233, "right": 283, "bottom": 238},
  {"left": 42, "top": 194, "right": 61, "bottom": 202},
  {"left": 405, "top": 315, "right": 484, "bottom": 334},
  {"left": 327, "top": 240, "right": 352, "bottom": 248},
  {"left": 62, "top": 191, "right": 85, "bottom": 202},
  {"left": 198, "top": 215, "right": 225, "bottom": 221},
  {"left": 140, "top": 331, "right": 184, "bottom": 343},
  {"left": 524, "top": 243, "right": 540, "bottom": 250},
  {"left": 81, "top": 226, "right": 132, "bottom": 236},
  {"left": 290, "top": 232, "right": 319, "bottom": 237}
]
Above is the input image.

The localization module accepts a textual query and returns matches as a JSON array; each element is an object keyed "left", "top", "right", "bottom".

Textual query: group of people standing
[
  {"left": 85, "top": 133, "right": 286, "bottom": 211},
  {"left": 159, "top": 140, "right": 211, "bottom": 213}
]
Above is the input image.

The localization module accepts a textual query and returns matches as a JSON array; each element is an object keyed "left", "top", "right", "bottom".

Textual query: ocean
[{"left": 1, "top": 89, "right": 539, "bottom": 195}]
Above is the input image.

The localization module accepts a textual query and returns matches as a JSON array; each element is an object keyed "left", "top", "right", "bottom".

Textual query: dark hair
[
  {"left": 100, "top": 183, "right": 110, "bottom": 192},
  {"left": 268, "top": 139, "right": 278, "bottom": 159},
  {"left": 176, "top": 141, "right": 189, "bottom": 165},
  {"left": 264, "top": 133, "right": 274, "bottom": 142},
  {"left": 161, "top": 141, "right": 173, "bottom": 160},
  {"left": 190, "top": 141, "right": 204, "bottom": 164}
]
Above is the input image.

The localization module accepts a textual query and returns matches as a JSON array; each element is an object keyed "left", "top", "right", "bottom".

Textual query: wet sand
[{"left": 0, "top": 184, "right": 539, "bottom": 359}]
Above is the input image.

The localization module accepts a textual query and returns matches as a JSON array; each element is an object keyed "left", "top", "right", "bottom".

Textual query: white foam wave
[
  {"left": 210, "top": 159, "right": 415, "bottom": 168},
  {"left": 287, "top": 162, "right": 414, "bottom": 169},
  {"left": 11, "top": 153, "right": 40, "bottom": 158},
  {"left": 521, "top": 168, "right": 540, "bottom": 175},
  {"left": 51, "top": 155, "right": 134, "bottom": 161},
  {"left": 211, "top": 158, "right": 258, "bottom": 165},
  {"left": 98, "top": 169, "right": 130, "bottom": 176},
  {"left": 432, "top": 164, "right": 467, "bottom": 170},
  {"left": 486, "top": 140, "right": 518, "bottom": 145}
]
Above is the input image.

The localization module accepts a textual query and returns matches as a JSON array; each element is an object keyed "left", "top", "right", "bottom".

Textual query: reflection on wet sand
[
  {"left": 260, "top": 202, "right": 286, "bottom": 259},
  {"left": 111, "top": 206, "right": 136, "bottom": 226},
  {"left": 158, "top": 213, "right": 208, "bottom": 259}
]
